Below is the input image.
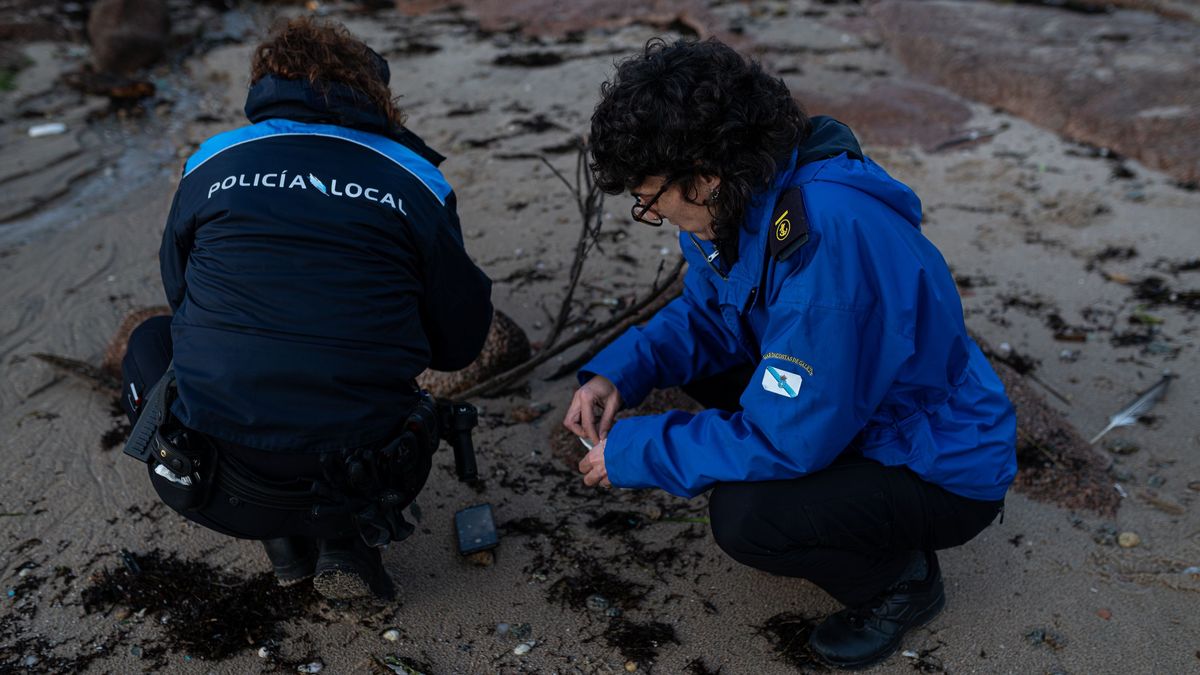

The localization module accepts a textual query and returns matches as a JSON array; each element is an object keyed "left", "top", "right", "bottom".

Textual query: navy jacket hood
[
  {"left": 244, "top": 75, "right": 445, "bottom": 167},
  {"left": 795, "top": 116, "right": 863, "bottom": 166}
]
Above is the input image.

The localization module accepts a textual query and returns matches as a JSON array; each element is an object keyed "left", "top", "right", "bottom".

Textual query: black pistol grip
[
  {"left": 124, "top": 365, "right": 176, "bottom": 464},
  {"left": 453, "top": 433, "right": 478, "bottom": 482}
]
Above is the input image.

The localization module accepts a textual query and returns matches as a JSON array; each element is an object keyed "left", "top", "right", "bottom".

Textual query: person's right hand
[{"left": 563, "top": 375, "right": 622, "bottom": 444}]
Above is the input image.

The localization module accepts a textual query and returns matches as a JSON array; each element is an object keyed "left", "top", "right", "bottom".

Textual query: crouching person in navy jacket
[
  {"left": 120, "top": 18, "right": 492, "bottom": 600},
  {"left": 563, "top": 39, "right": 1016, "bottom": 669}
]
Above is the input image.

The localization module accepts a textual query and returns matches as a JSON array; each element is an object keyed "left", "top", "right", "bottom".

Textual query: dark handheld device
[
  {"left": 437, "top": 400, "right": 478, "bottom": 482},
  {"left": 454, "top": 503, "right": 499, "bottom": 555}
]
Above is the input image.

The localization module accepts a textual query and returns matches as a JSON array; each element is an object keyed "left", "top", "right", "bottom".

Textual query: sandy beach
[{"left": 2, "top": 1, "right": 1198, "bottom": 673}]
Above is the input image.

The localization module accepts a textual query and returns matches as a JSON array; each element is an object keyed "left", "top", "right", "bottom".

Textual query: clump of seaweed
[
  {"left": 547, "top": 563, "right": 648, "bottom": 612},
  {"left": 602, "top": 618, "right": 679, "bottom": 664},
  {"left": 756, "top": 612, "right": 828, "bottom": 671},
  {"left": 81, "top": 549, "right": 323, "bottom": 661}
]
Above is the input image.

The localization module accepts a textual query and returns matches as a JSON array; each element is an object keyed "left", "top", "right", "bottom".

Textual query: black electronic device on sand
[{"left": 455, "top": 503, "right": 499, "bottom": 555}]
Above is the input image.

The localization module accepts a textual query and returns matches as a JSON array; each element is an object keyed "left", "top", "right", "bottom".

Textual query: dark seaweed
[
  {"left": 80, "top": 549, "right": 324, "bottom": 661},
  {"left": 588, "top": 510, "right": 646, "bottom": 536},
  {"left": 602, "top": 618, "right": 679, "bottom": 663},
  {"left": 1131, "top": 276, "right": 1200, "bottom": 311},
  {"left": 756, "top": 612, "right": 829, "bottom": 671}
]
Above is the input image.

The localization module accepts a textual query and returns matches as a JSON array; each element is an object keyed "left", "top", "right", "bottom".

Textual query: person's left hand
[{"left": 578, "top": 438, "right": 611, "bottom": 488}]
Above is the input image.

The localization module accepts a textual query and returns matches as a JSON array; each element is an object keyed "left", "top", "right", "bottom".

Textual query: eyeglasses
[{"left": 630, "top": 178, "right": 676, "bottom": 227}]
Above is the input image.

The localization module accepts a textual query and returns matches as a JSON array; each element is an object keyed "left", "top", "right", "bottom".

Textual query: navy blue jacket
[{"left": 161, "top": 76, "right": 493, "bottom": 452}]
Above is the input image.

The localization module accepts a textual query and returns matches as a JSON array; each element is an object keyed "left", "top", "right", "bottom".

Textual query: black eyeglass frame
[{"left": 630, "top": 176, "right": 682, "bottom": 227}]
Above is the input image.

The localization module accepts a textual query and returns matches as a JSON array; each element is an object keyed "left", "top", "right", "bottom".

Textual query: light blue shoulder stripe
[{"left": 183, "top": 119, "right": 451, "bottom": 205}]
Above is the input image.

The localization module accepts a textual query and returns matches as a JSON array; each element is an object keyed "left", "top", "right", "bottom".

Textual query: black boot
[
  {"left": 808, "top": 551, "right": 945, "bottom": 670},
  {"left": 261, "top": 537, "right": 318, "bottom": 586},
  {"left": 312, "top": 537, "right": 396, "bottom": 601}
]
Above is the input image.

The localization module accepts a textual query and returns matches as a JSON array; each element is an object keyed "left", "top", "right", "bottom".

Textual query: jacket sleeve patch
[
  {"left": 769, "top": 187, "right": 810, "bottom": 262},
  {"left": 761, "top": 365, "right": 803, "bottom": 398},
  {"left": 762, "top": 351, "right": 813, "bottom": 376}
]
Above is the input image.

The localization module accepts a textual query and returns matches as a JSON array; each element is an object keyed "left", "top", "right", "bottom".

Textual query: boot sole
[
  {"left": 815, "top": 592, "right": 946, "bottom": 671},
  {"left": 276, "top": 572, "right": 315, "bottom": 588},
  {"left": 312, "top": 569, "right": 373, "bottom": 599}
]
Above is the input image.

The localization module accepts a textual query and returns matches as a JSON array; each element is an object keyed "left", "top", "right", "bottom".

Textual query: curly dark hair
[
  {"left": 590, "top": 38, "right": 810, "bottom": 251},
  {"left": 250, "top": 16, "right": 404, "bottom": 127}
]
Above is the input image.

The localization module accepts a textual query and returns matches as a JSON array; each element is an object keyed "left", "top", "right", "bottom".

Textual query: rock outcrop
[
  {"left": 871, "top": 0, "right": 1200, "bottom": 183},
  {"left": 102, "top": 306, "right": 172, "bottom": 378},
  {"left": 417, "top": 310, "right": 532, "bottom": 398},
  {"left": 396, "top": 0, "right": 717, "bottom": 39},
  {"left": 87, "top": 0, "right": 170, "bottom": 74}
]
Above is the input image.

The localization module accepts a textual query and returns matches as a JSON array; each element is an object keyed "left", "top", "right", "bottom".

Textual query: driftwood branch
[
  {"left": 457, "top": 256, "right": 685, "bottom": 399},
  {"left": 546, "top": 259, "right": 684, "bottom": 379}
]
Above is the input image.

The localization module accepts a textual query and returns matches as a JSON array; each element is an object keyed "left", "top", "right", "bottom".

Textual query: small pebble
[
  {"left": 1187, "top": 481, "right": 1200, "bottom": 492},
  {"left": 297, "top": 661, "right": 324, "bottom": 673},
  {"left": 605, "top": 607, "right": 623, "bottom": 618},
  {"left": 496, "top": 622, "right": 510, "bottom": 636},
  {"left": 22, "top": 656, "right": 38, "bottom": 667},
  {"left": 1147, "top": 475, "right": 1166, "bottom": 488},
  {"left": 129, "top": 645, "right": 143, "bottom": 658},
  {"left": 513, "top": 641, "right": 535, "bottom": 656},
  {"left": 1118, "top": 532, "right": 1140, "bottom": 548},
  {"left": 18, "top": 568, "right": 30, "bottom": 578},
  {"left": 1096, "top": 608, "right": 1112, "bottom": 620},
  {"left": 383, "top": 628, "right": 401, "bottom": 642},
  {"left": 902, "top": 650, "right": 919, "bottom": 658},
  {"left": 585, "top": 594, "right": 610, "bottom": 611},
  {"left": 258, "top": 646, "right": 270, "bottom": 658},
  {"left": 115, "top": 607, "right": 132, "bottom": 621},
  {"left": 625, "top": 660, "right": 638, "bottom": 672},
  {"left": 1182, "top": 566, "right": 1200, "bottom": 577}
]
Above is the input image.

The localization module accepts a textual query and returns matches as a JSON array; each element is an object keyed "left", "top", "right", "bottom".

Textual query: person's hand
[
  {"left": 563, "top": 375, "right": 622, "bottom": 444},
  {"left": 578, "top": 437, "right": 611, "bottom": 488}
]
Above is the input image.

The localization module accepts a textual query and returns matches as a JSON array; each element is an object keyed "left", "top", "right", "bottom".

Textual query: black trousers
[
  {"left": 121, "top": 317, "right": 419, "bottom": 543},
  {"left": 684, "top": 367, "right": 1003, "bottom": 608}
]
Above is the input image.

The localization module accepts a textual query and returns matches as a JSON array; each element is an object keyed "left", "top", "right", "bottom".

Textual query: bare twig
[
  {"left": 547, "top": 260, "right": 684, "bottom": 379},
  {"left": 541, "top": 142, "right": 605, "bottom": 350}
]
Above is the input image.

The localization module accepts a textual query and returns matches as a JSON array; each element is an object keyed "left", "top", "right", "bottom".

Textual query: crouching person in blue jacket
[
  {"left": 563, "top": 39, "right": 1016, "bottom": 669},
  {"left": 120, "top": 18, "right": 492, "bottom": 600}
]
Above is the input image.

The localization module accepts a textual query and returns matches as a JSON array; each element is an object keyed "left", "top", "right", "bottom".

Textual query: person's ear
[
  {"left": 696, "top": 174, "right": 719, "bottom": 192},
  {"left": 697, "top": 174, "right": 721, "bottom": 205}
]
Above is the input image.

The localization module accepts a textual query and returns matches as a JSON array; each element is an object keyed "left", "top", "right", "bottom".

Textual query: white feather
[{"left": 1089, "top": 373, "right": 1173, "bottom": 444}]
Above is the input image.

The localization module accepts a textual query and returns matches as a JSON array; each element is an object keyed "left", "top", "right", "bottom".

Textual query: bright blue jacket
[{"left": 581, "top": 118, "right": 1016, "bottom": 501}]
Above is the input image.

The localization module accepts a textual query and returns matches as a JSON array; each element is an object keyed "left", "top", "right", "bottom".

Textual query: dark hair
[
  {"left": 251, "top": 17, "right": 404, "bottom": 127},
  {"left": 589, "top": 38, "right": 810, "bottom": 247}
]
